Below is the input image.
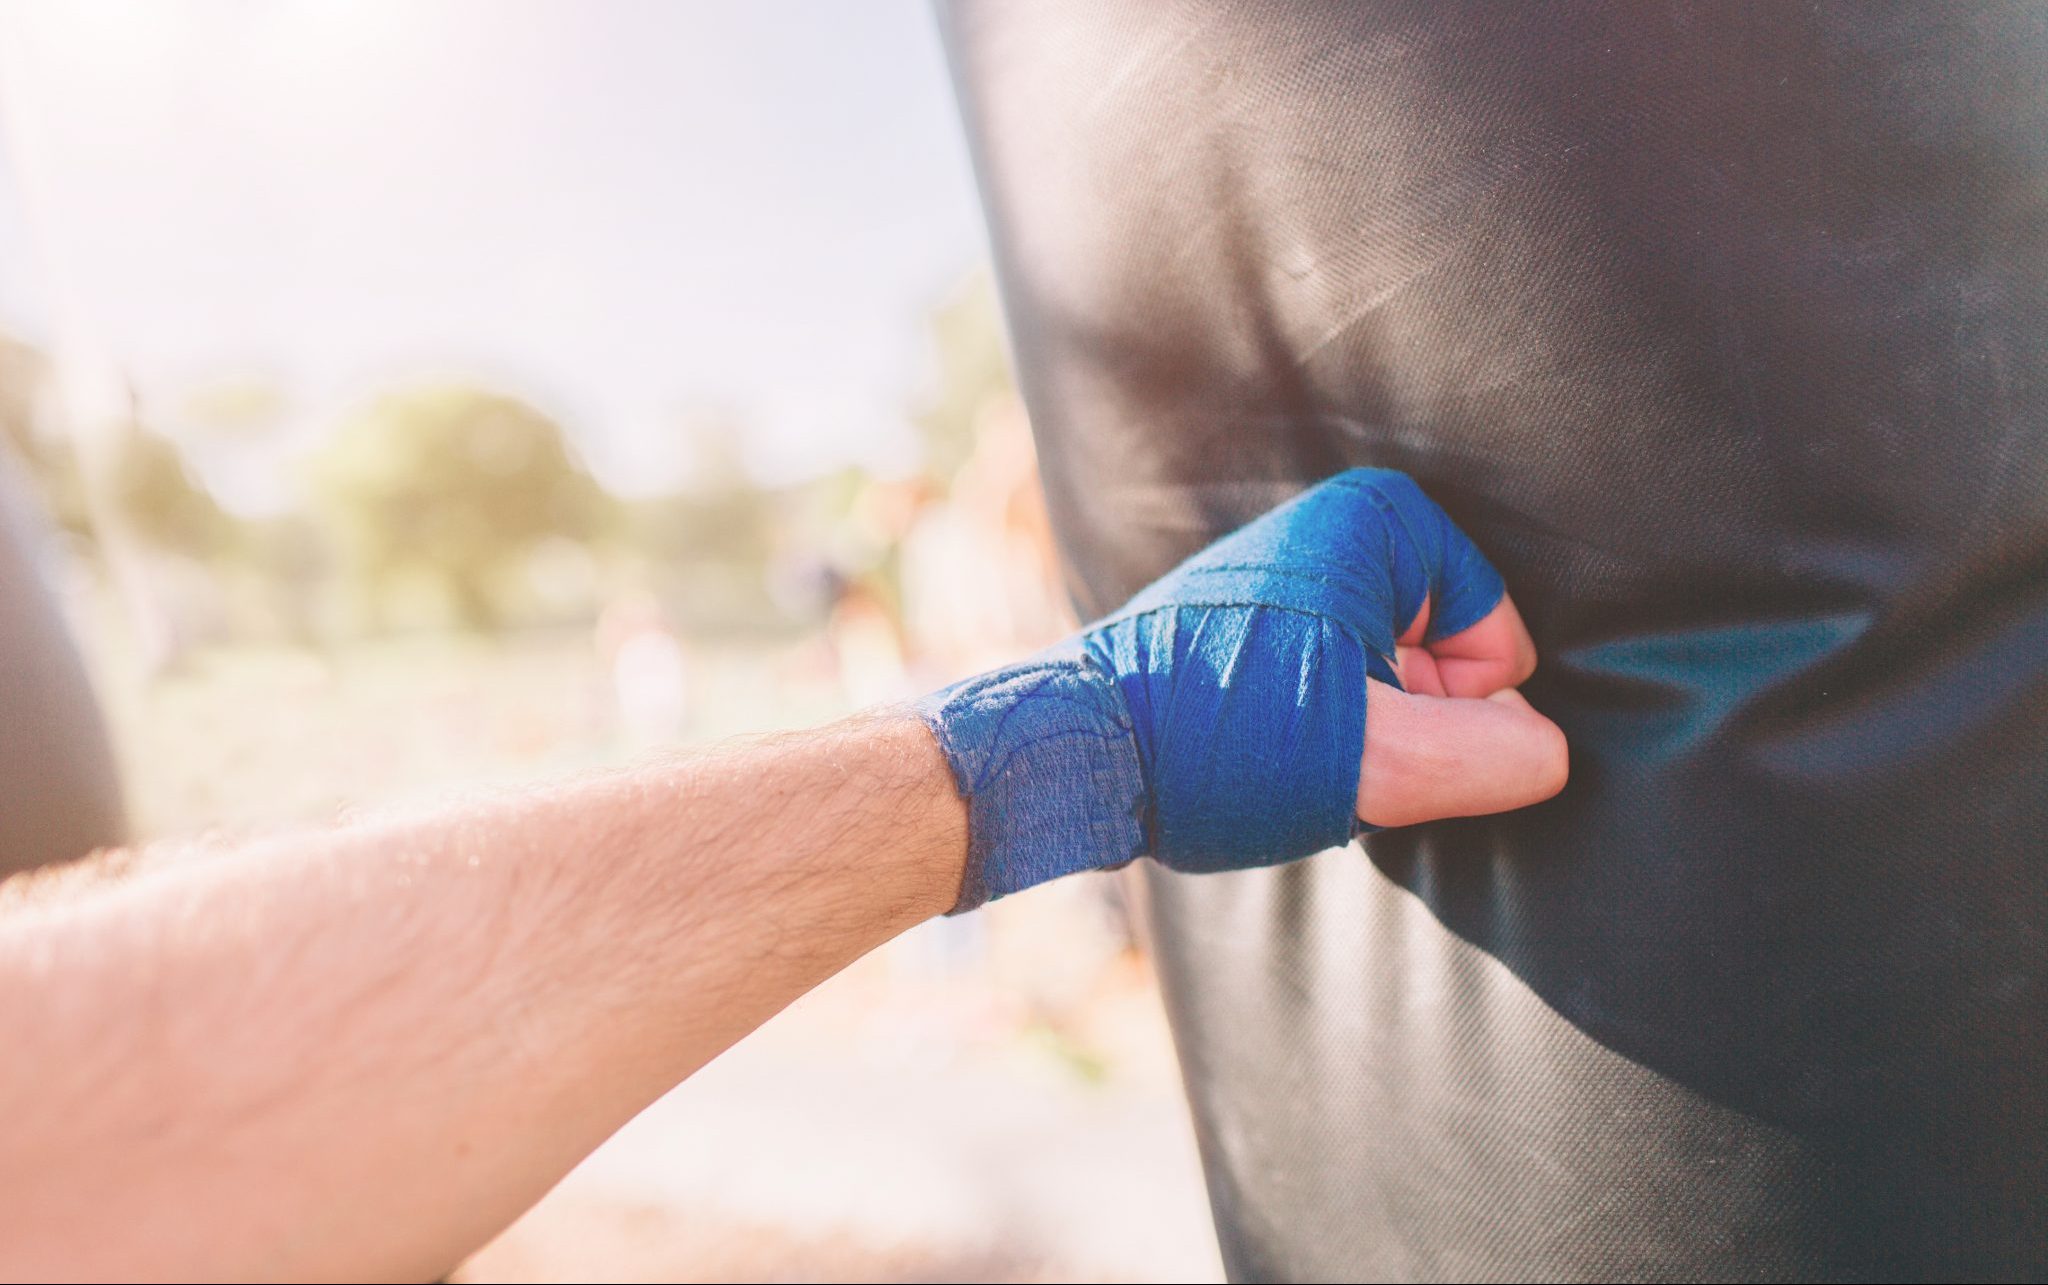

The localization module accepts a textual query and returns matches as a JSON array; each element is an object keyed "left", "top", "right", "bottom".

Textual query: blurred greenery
[
  {"left": 914, "top": 270, "right": 1010, "bottom": 485},
  {"left": 310, "top": 385, "right": 609, "bottom": 631},
  {"left": 0, "top": 267, "right": 1017, "bottom": 652},
  {"left": 618, "top": 409, "right": 783, "bottom": 629},
  {"left": 0, "top": 333, "right": 92, "bottom": 541},
  {"left": 111, "top": 426, "right": 234, "bottom": 559}
]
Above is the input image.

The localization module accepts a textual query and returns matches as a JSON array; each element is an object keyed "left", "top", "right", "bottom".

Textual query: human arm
[
  {"left": 0, "top": 469, "right": 1564, "bottom": 1281},
  {"left": 0, "top": 717, "right": 965, "bottom": 1282}
]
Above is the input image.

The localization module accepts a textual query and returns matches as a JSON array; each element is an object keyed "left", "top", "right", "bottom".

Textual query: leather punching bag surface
[{"left": 940, "top": 3, "right": 2048, "bottom": 1279}]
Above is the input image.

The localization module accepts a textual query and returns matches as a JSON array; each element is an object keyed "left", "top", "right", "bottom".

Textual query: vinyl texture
[{"left": 940, "top": 3, "right": 2048, "bottom": 1279}]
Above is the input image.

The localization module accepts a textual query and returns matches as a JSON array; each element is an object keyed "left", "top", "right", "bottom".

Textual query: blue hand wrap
[{"left": 917, "top": 468, "right": 1506, "bottom": 912}]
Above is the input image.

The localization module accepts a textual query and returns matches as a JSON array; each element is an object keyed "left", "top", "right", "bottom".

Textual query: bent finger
[{"left": 1420, "top": 594, "right": 1537, "bottom": 700}]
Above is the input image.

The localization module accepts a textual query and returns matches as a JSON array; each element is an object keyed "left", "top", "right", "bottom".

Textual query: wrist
[
  {"left": 916, "top": 642, "right": 1148, "bottom": 912},
  {"left": 623, "top": 716, "right": 967, "bottom": 979},
  {"left": 873, "top": 714, "right": 974, "bottom": 923},
  {"left": 777, "top": 714, "right": 966, "bottom": 928}
]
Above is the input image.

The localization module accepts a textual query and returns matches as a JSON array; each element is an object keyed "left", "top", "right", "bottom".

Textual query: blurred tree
[
  {"left": 311, "top": 385, "right": 608, "bottom": 631},
  {"left": 913, "top": 271, "right": 1013, "bottom": 485},
  {"left": 628, "top": 408, "right": 774, "bottom": 564},
  {"left": 108, "top": 423, "right": 233, "bottom": 558},
  {"left": 619, "top": 408, "right": 784, "bottom": 630},
  {"left": 2, "top": 338, "right": 237, "bottom": 667},
  {"left": 176, "top": 375, "right": 290, "bottom": 444},
  {"left": 0, "top": 332, "right": 92, "bottom": 540},
  {"left": 236, "top": 510, "right": 332, "bottom": 647}
]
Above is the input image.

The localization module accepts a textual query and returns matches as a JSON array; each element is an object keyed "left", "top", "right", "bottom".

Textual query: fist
[
  {"left": 1083, "top": 468, "right": 1566, "bottom": 870},
  {"left": 921, "top": 467, "right": 1567, "bottom": 910}
]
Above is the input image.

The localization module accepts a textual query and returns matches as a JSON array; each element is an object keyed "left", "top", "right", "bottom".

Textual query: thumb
[{"left": 1356, "top": 679, "right": 1569, "bottom": 828}]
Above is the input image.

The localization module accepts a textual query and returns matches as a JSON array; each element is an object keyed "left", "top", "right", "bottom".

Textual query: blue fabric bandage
[{"left": 916, "top": 468, "right": 1506, "bottom": 913}]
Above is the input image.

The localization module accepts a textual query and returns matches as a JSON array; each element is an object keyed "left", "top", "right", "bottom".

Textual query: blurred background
[{"left": 0, "top": 2, "right": 1219, "bottom": 1280}]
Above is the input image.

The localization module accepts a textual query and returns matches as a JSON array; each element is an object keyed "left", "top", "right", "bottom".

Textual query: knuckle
[{"left": 1332, "top": 465, "right": 1414, "bottom": 498}]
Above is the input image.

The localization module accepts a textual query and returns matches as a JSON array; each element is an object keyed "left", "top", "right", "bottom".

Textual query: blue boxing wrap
[{"left": 916, "top": 468, "right": 1506, "bottom": 913}]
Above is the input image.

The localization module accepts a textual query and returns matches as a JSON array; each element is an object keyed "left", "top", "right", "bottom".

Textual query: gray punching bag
[
  {"left": 940, "top": 2, "right": 2048, "bottom": 1279},
  {"left": 0, "top": 454, "right": 125, "bottom": 876}
]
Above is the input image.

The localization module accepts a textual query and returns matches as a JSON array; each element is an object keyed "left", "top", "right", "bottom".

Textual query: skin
[
  {"left": 0, "top": 596, "right": 1560, "bottom": 1282},
  {"left": 1361, "top": 593, "right": 1563, "bottom": 827}
]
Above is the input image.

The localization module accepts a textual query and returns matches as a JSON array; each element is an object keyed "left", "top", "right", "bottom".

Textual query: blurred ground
[{"left": 78, "top": 614, "right": 1223, "bottom": 1284}]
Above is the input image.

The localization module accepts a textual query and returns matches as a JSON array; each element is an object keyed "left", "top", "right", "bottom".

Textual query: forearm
[
  {"left": 0, "top": 468, "right": 1563, "bottom": 1283},
  {"left": 0, "top": 714, "right": 963, "bottom": 1282}
]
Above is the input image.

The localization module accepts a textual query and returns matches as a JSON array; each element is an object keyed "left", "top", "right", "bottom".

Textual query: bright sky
[{"left": 0, "top": 0, "right": 988, "bottom": 508}]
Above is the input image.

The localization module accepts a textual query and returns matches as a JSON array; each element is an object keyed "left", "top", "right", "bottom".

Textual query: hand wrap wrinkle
[{"left": 918, "top": 468, "right": 1505, "bottom": 912}]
